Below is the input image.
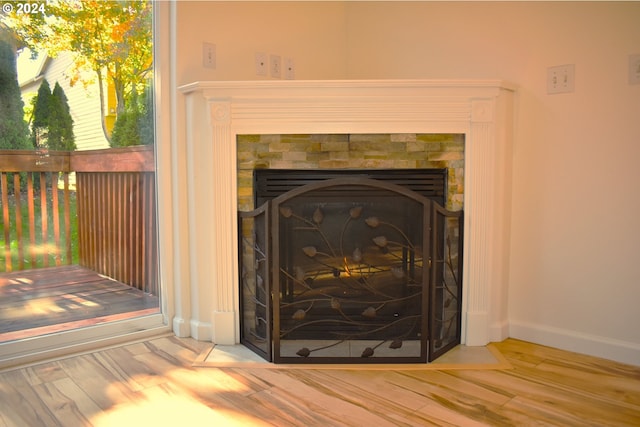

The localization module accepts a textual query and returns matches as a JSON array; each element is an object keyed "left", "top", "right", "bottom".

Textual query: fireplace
[
  {"left": 239, "top": 169, "right": 462, "bottom": 363},
  {"left": 178, "top": 80, "right": 514, "bottom": 352}
]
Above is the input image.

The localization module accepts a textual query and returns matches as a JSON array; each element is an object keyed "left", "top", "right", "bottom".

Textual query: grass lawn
[{"left": 0, "top": 189, "right": 79, "bottom": 272}]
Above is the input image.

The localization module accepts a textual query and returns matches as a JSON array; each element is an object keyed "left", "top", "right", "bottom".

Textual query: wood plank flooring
[
  {"left": 0, "top": 336, "right": 638, "bottom": 426},
  {"left": 0, "top": 265, "right": 159, "bottom": 343}
]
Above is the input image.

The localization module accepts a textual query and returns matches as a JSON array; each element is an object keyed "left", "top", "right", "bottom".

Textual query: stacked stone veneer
[{"left": 237, "top": 134, "right": 464, "bottom": 212}]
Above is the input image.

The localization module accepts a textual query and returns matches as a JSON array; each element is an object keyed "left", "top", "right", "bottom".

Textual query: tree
[
  {"left": 110, "top": 91, "right": 140, "bottom": 147},
  {"left": 6, "top": 1, "right": 153, "bottom": 144},
  {"left": 111, "top": 83, "right": 153, "bottom": 147},
  {"left": 0, "top": 29, "right": 31, "bottom": 150},
  {"left": 48, "top": 82, "right": 76, "bottom": 151},
  {"left": 31, "top": 80, "right": 76, "bottom": 150},
  {"left": 31, "top": 79, "right": 52, "bottom": 148}
]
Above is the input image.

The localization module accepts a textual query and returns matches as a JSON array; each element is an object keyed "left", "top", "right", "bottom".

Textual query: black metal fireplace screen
[{"left": 239, "top": 175, "right": 463, "bottom": 364}]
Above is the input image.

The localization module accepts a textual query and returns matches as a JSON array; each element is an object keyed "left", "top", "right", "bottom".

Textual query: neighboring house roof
[
  {"left": 17, "top": 49, "right": 50, "bottom": 89},
  {"left": 16, "top": 48, "right": 110, "bottom": 151}
]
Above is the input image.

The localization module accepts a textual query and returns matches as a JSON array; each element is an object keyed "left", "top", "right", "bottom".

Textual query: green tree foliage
[
  {"left": 0, "top": 34, "right": 30, "bottom": 150},
  {"left": 139, "top": 84, "right": 155, "bottom": 147},
  {"left": 111, "top": 84, "right": 153, "bottom": 147},
  {"left": 48, "top": 82, "right": 76, "bottom": 151},
  {"left": 31, "top": 79, "right": 51, "bottom": 148},
  {"left": 31, "top": 80, "right": 76, "bottom": 150}
]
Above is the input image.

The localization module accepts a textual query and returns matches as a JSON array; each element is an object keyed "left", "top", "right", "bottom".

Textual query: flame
[{"left": 342, "top": 257, "right": 352, "bottom": 276}]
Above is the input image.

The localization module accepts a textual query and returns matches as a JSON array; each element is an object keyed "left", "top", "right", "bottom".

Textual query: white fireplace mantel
[{"left": 177, "top": 79, "right": 515, "bottom": 348}]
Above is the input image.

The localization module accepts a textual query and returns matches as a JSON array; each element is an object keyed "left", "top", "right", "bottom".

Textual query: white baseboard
[
  {"left": 212, "top": 310, "right": 237, "bottom": 345},
  {"left": 490, "top": 319, "right": 510, "bottom": 343},
  {"left": 464, "top": 311, "right": 489, "bottom": 346},
  {"left": 172, "top": 316, "right": 191, "bottom": 337},
  {"left": 509, "top": 320, "right": 640, "bottom": 367},
  {"left": 190, "top": 319, "right": 212, "bottom": 341}
]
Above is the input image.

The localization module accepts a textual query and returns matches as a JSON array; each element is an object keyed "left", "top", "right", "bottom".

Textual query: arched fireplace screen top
[{"left": 239, "top": 177, "right": 463, "bottom": 364}]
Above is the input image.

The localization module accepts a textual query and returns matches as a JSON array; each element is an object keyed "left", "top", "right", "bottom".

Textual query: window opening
[{"left": 0, "top": 1, "right": 160, "bottom": 346}]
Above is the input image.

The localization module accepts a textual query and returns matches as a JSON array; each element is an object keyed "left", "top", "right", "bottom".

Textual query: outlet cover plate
[
  {"left": 284, "top": 57, "right": 295, "bottom": 80},
  {"left": 203, "top": 42, "right": 216, "bottom": 69},
  {"left": 255, "top": 52, "right": 268, "bottom": 76},
  {"left": 270, "top": 54, "right": 281, "bottom": 78}
]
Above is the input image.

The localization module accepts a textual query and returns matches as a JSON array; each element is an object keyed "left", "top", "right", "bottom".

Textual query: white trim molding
[
  {"left": 510, "top": 320, "right": 640, "bottom": 367},
  {"left": 178, "top": 80, "right": 515, "bottom": 347}
]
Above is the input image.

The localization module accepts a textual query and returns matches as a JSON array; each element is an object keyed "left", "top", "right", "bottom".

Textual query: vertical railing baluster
[
  {"left": 63, "top": 173, "right": 72, "bottom": 264},
  {"left": 39, "top": 172, "right": 48, "bottom": 267},
  {"left": 1, "top": 172, "right": 11, "bottom": 272},
  {"left": 140, "top": 174, "right": 146, "bottom": 291},
  {"left": 27, "top": 173, "right": 36, "bottom": 266},
  {"left": 52, "top": 174, "right": 61, "bottom": 265},
  {"left": 14, "top": 173, "right": 24, "bottom": 270}
]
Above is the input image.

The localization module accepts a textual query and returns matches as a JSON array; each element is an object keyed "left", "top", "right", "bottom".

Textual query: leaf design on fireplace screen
[{"left": 276, "top": 196, "right": 425, "bottom": 361}]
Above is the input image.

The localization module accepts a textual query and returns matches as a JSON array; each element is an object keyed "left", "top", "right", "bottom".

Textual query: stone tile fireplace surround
[
  {"left": 179, "top": 80, "right": 514, "bottom": 349},
  {"left": 236, "top": 133, "right": 465, "bottom": 213}
]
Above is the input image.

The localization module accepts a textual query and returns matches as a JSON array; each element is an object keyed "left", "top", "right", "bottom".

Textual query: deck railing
[{"left": 0, "top": 146, "right": 157, "bottom": 295}]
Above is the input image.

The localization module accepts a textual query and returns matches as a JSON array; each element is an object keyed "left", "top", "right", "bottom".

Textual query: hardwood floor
[
  {"left": 0, "top": 336, "right": 638, "bottom": 426},
  {"left": 0, "top": 265, "right": 159, "bottom": 343}
]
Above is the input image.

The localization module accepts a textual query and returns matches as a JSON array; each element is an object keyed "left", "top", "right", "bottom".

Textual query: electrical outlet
[
  {"left": 284, "top": 57, "right": 295, "bottom": 80},
  {"left": 255, "top": 52, "right": 267, "bottom": 76},
  {"left": 547, "top": 64, "right": 575, "bottom": 94},
  {"left": 203, "top": 42, "right": 216, "bottom": 69},
  {"left": 629, "top": 54, "right": 640, "bottom": 85},
  {"left": 270, "top": 54, "right": 281, "bottom": 78}
]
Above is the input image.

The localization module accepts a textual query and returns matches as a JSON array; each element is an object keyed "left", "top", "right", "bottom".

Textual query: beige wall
[
  {"left": 175, "top": 1, "right": 348, "bottom": 84},
  {"left": 174, "top": 1, "right": 640, "bottom": 363},
  {"left": 343, "top": 2, "right": 640, "bottom": 362}
]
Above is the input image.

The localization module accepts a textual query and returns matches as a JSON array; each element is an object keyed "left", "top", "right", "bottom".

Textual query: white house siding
[{"left": 18, "top": 50, "right": 110, "bottom": 151}]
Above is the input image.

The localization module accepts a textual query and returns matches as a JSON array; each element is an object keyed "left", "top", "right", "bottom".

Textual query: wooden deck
[
  {"left": 0, "top": 336, "right": 638, "bottom": 426},
  {"left": 0, "top": 265, "right": 159, "bottom": 343}
]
